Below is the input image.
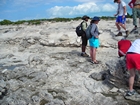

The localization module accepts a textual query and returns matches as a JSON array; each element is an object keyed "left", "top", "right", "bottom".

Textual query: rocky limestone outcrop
[{"left": 0, "top": 20, "right": 140, "bottom": 105}]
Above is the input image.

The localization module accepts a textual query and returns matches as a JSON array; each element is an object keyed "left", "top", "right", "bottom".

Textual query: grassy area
[{"left": 0, "top": 15, "right": 132, "bottom": 25}]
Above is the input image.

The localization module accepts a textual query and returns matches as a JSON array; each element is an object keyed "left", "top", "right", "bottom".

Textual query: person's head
[
  {"left": 82, "top": 15, "right": 90, "bottom": 21},
  {"left": 114, "top": 0, "right": 121, "bottom": 3},
  {"left": 91, "top": 16, "right": 100, "bottom": 24}
]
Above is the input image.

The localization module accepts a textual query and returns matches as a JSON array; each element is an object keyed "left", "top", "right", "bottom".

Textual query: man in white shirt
[{"left": 114, "top": 0, "right": 129, "bottom": 37}]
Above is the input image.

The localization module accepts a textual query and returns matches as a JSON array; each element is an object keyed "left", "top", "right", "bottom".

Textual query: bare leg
[
  {"left": 90, "top": 47, "right": 94, "bottom": 61},
  {"left": 115, "top": 22, "right": 121, "bottom": 31},
  {"left": 119, "top": 23, "right": 127, "bottom": 30},
  {"left": 129, "top": 69, "right": 136, "bottom": 91},
  {"left": 93, "top": 48, "right": 97, "bottom": 62}
]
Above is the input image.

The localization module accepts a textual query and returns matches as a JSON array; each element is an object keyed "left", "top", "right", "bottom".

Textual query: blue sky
[{"left": 0, "top": 0, "right": 132, "bottom": 21}]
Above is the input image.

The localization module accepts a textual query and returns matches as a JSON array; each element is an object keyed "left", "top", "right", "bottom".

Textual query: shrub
[{"left": 0, "top": 19, "right": 13, "bottom": 25}]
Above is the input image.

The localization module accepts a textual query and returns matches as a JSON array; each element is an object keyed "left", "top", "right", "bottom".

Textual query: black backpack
[{"left": 75, "top": 21, "right": 84, "bottom": 37}]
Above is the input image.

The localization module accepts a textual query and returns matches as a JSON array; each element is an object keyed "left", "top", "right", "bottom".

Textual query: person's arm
[
  {"left": 128, "top": 0, "right": 133, "bottom": 8},
  {"left": 128, "top": 0, "right": 136, "bottom": 8},
  {"left": 123, "top": 6, "right": 126, "bottom": 17},
  {"left": 91, "top": 24, "right": 99, "bottom": 38}
]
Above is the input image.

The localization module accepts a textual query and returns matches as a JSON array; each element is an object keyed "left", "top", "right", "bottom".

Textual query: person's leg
[
  {"left": 81, "top": 34, "right": 88, "bottom": 57},
  {"left": 139, "top": 18, "right": 140, "bottom": 27},
  {"left": 82, "top": 45, "right": 86, "bottom": 52},
  {"left": 138, "top": 8, "right": 140, "bottom": 27},
  {"left": 119, "top": 23, "right": 126, "bottom": 30},
  {"left": 90, "top": 47, "right": 94, "bottom": 61},
  {"left": 115, "top": 22, "right": 121, "bottom": 31},
  {"left": 132, "top": 8, "right": 137, "bottom": 28},
  {"left": 93, "top": 48, "right": 97, "bottom": 62},
  {"left": 119, "top": 16, "right": 129, "bottom": 36},
  {"left": 128, "top": 69, "right": 136, "bottom": 91}
]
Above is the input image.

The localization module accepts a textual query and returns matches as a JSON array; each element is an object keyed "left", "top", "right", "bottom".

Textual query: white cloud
[
  {"left": 102, "top": 3, "right": 116, "bottom": 12},
  {"left": 46, "top": 2, "right": 116, "bottom": 18}
]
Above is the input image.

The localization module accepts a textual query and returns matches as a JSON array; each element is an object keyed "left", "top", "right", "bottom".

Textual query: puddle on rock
[{"left": 0, "top": 64, "right": 25, "bottom": 70}]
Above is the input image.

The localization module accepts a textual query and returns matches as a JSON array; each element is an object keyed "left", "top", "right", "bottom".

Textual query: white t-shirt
[
  {"left": 118, "top": 1, "right": 127, "bottom": 16},
  {"left": 127, "top": 39, "right": 140, "bottom": 54}
]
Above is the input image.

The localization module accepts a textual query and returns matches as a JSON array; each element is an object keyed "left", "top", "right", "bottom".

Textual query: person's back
[
  {"left": 118, "top": 39, "right": 131, "bottom": 57},
  {"left": 125, "top": 38, "right": 140, "bottom": 96},
  {"left": 127, "top": 39, "right": 140, "bottom": 53}
]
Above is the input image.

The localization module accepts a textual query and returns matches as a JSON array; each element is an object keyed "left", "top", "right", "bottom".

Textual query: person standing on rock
[
  {"left": 125, "top": 38, "right": 140, "bottom": 96},
  {"left": 114, "top": 0, "right": 129, "bottom": 37},
  {"left": 89, "top": 16, "right": 100, "bottom": 64},
  {"left": 128, "top": 0, "right": 140, "bottom": 31},
  {"left": 80, "top": 15, "right": 90, "bottom": 57}
]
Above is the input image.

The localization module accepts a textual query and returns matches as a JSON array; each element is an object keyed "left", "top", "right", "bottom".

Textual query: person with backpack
[
  {"left": 80, "top": 15, "right": 90, "bottom": 57},
  {"left": 89, "top": 16, "right": 100, "bottom": 64}
]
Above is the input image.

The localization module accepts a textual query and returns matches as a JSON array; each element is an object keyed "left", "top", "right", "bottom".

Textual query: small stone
[{"left": 110, "top": 87, "right": 118, "bottom": 93}]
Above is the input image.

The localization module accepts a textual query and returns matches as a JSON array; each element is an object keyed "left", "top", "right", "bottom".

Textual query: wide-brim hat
[
  {"left": 82, "top": 15, "right": 90, "bottom": 20},
  {"left": 92, "top": 16, "right": 100, "bottom": 21}
]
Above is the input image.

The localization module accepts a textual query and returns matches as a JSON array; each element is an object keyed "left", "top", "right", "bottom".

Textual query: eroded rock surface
[{"left": 0, "top": 20, "right": 140, "bottom": 105}]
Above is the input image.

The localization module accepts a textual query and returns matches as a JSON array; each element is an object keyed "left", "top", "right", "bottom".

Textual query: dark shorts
[
  {"left": 126, "top": 53, "right": 140, "bottom": 70},
  {"left": 81, "top": 33, "right": 87, "bottom": 46},
  {"left": 116, "top": 16, "right": 126, "bottom": 24}
]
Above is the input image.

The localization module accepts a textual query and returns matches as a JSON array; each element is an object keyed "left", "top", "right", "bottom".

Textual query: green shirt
[{"left": 81, "top": 20, "right": 87, "bottom": 32}]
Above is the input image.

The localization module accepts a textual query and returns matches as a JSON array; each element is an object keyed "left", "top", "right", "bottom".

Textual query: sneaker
[
  {"left": 125, "top": 30, "right": 130, "bottom": 37},
  {"left": 125, "top": 90, "right": 137, "bottom": 96},
  {"left": 81, "top": 53, "right": 89, "bottom": 57},
  {"left": 116, "top": 32, "right": 122, "bottom": 36},
  {"left": 130, "top": 27, "right": 137, "bottom": 33},
  {"left": 133, "top": 26, "right": 137, "bottom": 30}
]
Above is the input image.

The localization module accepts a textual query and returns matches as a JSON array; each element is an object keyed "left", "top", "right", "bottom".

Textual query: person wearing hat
[
  {"left": 80, "top": 15, "right": 90, "bottom": 57},
  {"left": 89, "top": 16, "right": 100, "bottom": 64},
  {"left": 114, "top": 0, "right": 129, "bottom": 37}
]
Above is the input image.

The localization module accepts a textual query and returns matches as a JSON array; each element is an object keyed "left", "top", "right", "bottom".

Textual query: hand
[
  {"left": 122, "top": 15, "right": 125, "bottom": 18},
  {"left": 114, "top": 14, "right": 117, "bottom": 17},
  {"left": 95, "top": 36, "right": 99, "bottom": 38}
]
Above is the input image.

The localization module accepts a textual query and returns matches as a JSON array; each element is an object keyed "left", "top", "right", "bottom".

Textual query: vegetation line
[{"left": 0, "top": 14, "right": 132, "bottom": 25}]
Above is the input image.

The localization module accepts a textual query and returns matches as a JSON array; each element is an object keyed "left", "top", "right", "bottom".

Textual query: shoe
[
  {"left": 133, "top": 27, "right": 137, "bottom": 30},
  {"left": 116, "top": 32, "right": 122, "bottom": 36},
  {"left": 125, "top": 30, "right": 130, "bottom": 37},
  {"left": 125, "top": 90, "right": 137, "bottom": 96},
  {"left": 90, "top": 60, "right": 99, "bottom": 64},
  {"left": 81, "top": 53, "right": 89, "bottom": 57},
  {"left": 130, "top": 27, "right": 137, "bottom": 33}
]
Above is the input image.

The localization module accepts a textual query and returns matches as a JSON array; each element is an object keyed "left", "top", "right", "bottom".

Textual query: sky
[{"left": 0, "top": 0, "right": 132, "bottom": 21}]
